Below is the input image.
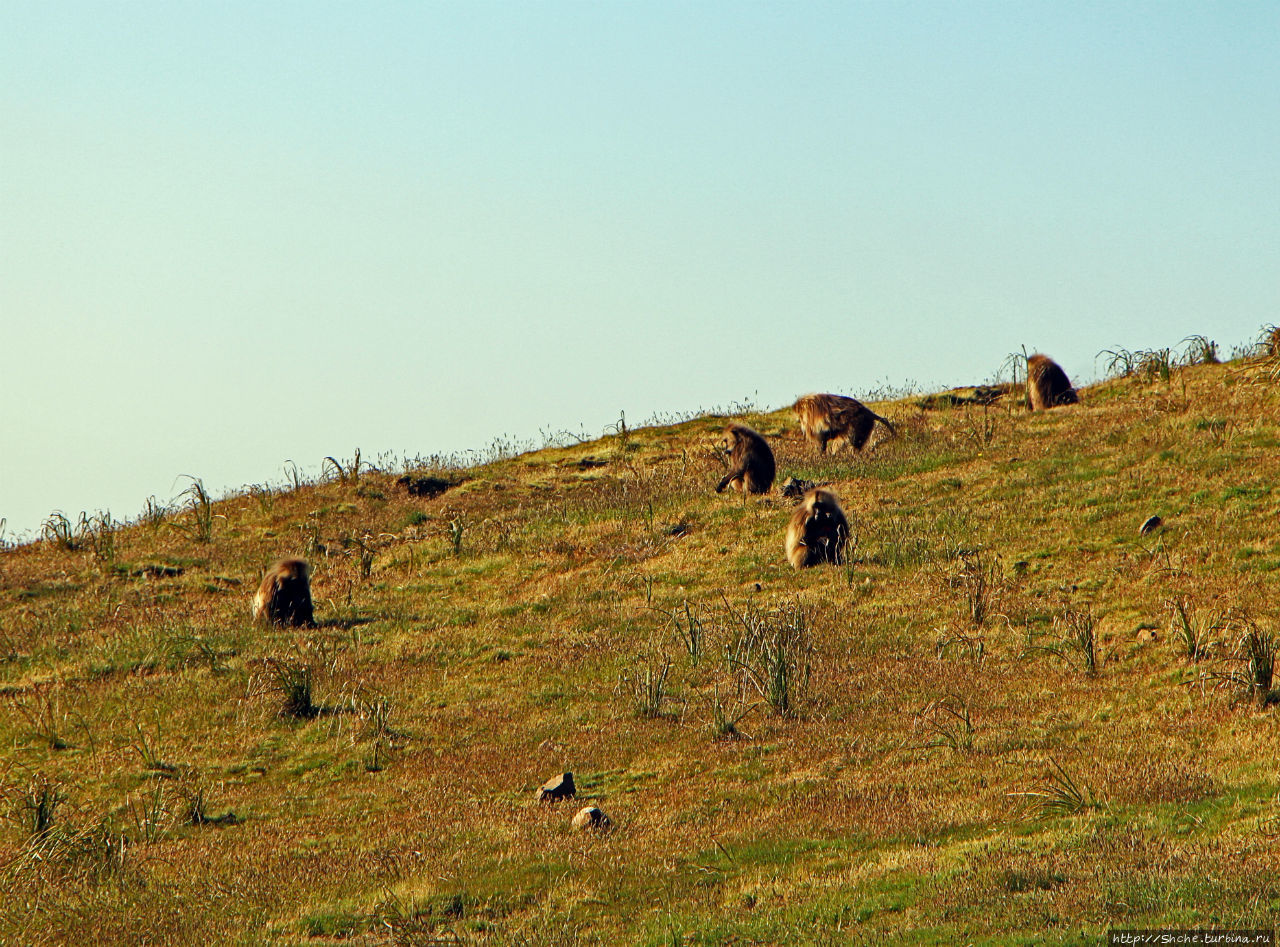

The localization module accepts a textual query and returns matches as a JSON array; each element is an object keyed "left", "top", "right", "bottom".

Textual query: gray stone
[
  {"left": 780, "top": 477, "right": 818, "bottom": 499},
  {"left": 537, "top": 772, "right": 575, "bottom": 803},
  {"left": 570, "top": 806, "right": 612, "bottom": 832}
]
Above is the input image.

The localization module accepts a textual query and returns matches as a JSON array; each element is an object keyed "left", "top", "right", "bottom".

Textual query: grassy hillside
[{"left": 3, "top": 348, "right": 1280, "bottom": 945}]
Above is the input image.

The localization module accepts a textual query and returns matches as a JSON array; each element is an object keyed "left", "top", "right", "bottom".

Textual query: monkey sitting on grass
[
  {"left": 785, "top": 488, "right": 849, "bottom": 568},
  {"left": 715, "top": 423, "right": 776, "bottom": 495},
  {"left": 1025, "top": 354, "right": 1078, "bottom": 411},
  {"left": 252, "top": 558, "right": 315, "bottom": 627}
]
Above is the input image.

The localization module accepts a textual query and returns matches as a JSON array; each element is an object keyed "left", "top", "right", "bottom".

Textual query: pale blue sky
[{"left": 2, "top": 2, "right": 1277, "bottom": 539}]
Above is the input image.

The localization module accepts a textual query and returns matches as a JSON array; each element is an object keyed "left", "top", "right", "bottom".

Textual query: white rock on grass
[
  {"left": 570, "top": 806, "right": 612, "bottom": 832},
  {"left": 537, "top": 772, "right": 576, "bottom": 803}
]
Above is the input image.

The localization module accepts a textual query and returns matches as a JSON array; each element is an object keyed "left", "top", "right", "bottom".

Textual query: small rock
[
  {"left": 396, "top": 475, "right": 457, "bottom": 499},
  {"left": 1140, "top": 515, "right": 1163, "bottom": 536},
  {"left": 571, "top": 806, "right": 612, "bottom": 832},
  {"left": 537, "top": 772, "right": 576, "bottom": 803},
  {"left": 665, "top": 522, "right": 690, "bottom": 538},
  {"left": 780, "top": 477, "right": 818, "bottom": 499},
  {"left": 133, "top": 564, "right": 184, "bottom": 579}
]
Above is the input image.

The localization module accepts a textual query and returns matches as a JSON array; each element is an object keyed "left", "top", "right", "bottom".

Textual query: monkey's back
[
  {"left": 1026, "top": 355, "right": 1078, "bottom": 411},
  {"left": 785, "top": 489, "right": 849, "bottom": 568},
  {"left": 254, "top": 558, "right": 315, "bottom": 627},
  {"left": 734, "top": 425, "right": 775, "bottom": 493}
]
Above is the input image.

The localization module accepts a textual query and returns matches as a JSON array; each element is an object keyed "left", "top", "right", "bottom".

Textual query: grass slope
[{"left": 2, "top": 357, "right": 1279, "bottom": 945}]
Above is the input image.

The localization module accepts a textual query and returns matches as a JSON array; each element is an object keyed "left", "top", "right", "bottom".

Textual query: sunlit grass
[{"left": 1, "top": 346, "right": 1280, "bottom": 942}]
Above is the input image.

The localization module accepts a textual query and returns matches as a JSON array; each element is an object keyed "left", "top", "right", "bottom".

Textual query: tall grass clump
[
  {"left": 1180, "top": 334, "right": 1219, "bottom": 366},
  {"left": 359, "top": 696, "right": 399, "bottom": 772},
  {"left": 709, "top": 683, "right": 753, "bottom": 740},
  {"left": 1024, "top": 608, "right": 1103, "bottom": 677},
  {"left": 41, "top": 511, "right": 85, "bottom": 551},
  {"left": 606, "top": 411, "right": 634, "bottom": 460},
  {"left": 126, "top": 784, "right": 171, "bottom": 845},
  {"left": 1246, "top": 321, "right": 1280, "bottom": 379},
  {"left": 1138, "top": 348, "right": 1175, "bottom": 383},
  {"left": 1168, "top": 598, "right": 1220, "bottom": 663},
  {"left": 324, "top": 448, "right": 370, "bottom": 485},
  {"left": 1237, "top": 622, "right": 1276, "bottom": 708},
  {"left": 84, "top": 511, "right": 116, "bottom": 565},
  {"left": 131, "top": 722, "right": 178, "bottom": 776},
  {"left": 1101, "top": 345, "right": 1175, "bottom": 382},
  {"left": 911, "top": 696, "right": 975, "bottom": 753},
  {"left": 618, "top": 650, "right": 674, "bottom": 719},
  {"left": 1195, "top": 615, "right": 1277, "bottom": 709},
  {"left": 171, "top": 476, "right": 217, "bottom": 543},
  {"left": 955, "top": 551, "right": 999, "bottom": 627},
  {"left": 140, "top": 496, "right": 167, "bottom": 531},
  {"left": 176, "top": 780, "right": 238, "bottom": 827},
  {"left": 260, "top": 658, "right": 318, "bottom": 719},
  {"left": 724, "top": 599, "right": 813, "bottom": 718},
  {"left": 16, "top": 685, "right": 76, "bottom": 751},
  {"left": 445, "top": 512, "right": 467, "bottom": 558},
  {"left": 16, "top": 773, "right": 64, "bottom": 837},
  {"left": 654, "top": 599, "right": 706, "bottom": 666},
  {"left": 1009, "top": 758, "right": 1100, "bottom": 822}
]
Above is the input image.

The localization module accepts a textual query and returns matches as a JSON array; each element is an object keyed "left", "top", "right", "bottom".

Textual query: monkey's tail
[{"left": 873, "top": 413, "right": 897, "bottom": 438}]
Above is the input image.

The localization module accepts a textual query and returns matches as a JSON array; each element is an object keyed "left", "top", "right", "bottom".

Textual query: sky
[{"left": 2, "top": 2, "right": 1278, "bottom": 541}]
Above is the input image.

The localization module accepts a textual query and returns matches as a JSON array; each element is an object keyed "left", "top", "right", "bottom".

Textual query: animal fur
[
  {"left": 793, "top": 393, "right": 896, "bottom": 453},
  {"left": 715, "top": 424, "right": 776, "bottom": 495},
  {"left": 252, "top": 558, "right": 315, "bottom": 627},
  {"left": 1025, "top": 354, "right": 1078, "bottom": 411},
  {"left": 785, "top": 488, "right": 850, "bottom": 568}
]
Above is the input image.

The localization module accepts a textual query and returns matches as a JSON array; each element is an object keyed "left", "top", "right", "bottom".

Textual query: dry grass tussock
[{"left": 3, "top": 349, "right": 1280, "bottom": 943}]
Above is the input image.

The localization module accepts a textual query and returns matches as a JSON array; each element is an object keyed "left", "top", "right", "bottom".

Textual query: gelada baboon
[
  {"left": 252, "top": 558, "right": 315, "bottom": 627},
  {"left": 1025, "top": 354, "right": 1078, "bottom": 411},
  {"left": 715, "top": 423, "right": 776, "bottom": 494},
  {"left": 785, "top": 488, "right": 850, "bottom": 568},
  {"left": 793, "top": 393, "right": 896, "bottom": 454}
]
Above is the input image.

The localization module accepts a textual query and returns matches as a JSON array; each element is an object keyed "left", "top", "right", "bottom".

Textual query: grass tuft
[
  {"left": 324, "top": 448, "right": 371, "bottom": 485},
  {"left": 709, "top": 683, "right": 754, "bottom": 740},
  {"left": 955, "top": 551, "right": 999, "bottom": 627},
  {"left": 1238, "top": 622, "right": 1276, "bottom": 708},
  {"left": 16, "top": 685, "right": 77, "bottom": 751},
  {"left": 1169, "top": 598, "right": 1220, "bottom": 662},
  {"left": 1009, "top": 758, "right": 1101, "bottom": 822},
  {"left": 724, "top": 598, "right": 812, "bottom": 718},
  {"left": 1023, "top": 608, "right": 1103, "bottom": 677},
  {"left": 170, "top": 476, "right": 218, "bottom": 543},
  {"left": 910, "top": 695, "right": 975, "bottom": 753},
  {"left": 41, "top": 510, "right": 85, "bottom": 551},
  {"left": 618, "top": 650, "right": 674, "bottom": 718},
  {"left": 14, "top": 773, "right": 64, "bottom": 837},
  {"left": 261, "top": 657, "right": 318, "bottom": 719}
]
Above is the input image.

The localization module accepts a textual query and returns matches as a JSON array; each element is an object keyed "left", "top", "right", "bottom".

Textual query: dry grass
[{"left": 2, "top": 353, "right": 1280, "bottom": 943}]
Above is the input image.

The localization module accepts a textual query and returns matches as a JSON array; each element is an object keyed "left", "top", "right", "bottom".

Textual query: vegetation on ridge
[{"left": 1, "top": 334, "right": 1279, "bottom": 944}]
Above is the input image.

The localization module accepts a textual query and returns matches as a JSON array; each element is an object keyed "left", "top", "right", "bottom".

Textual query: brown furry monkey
[
  {"left": 715, "top": 423, "right": 776, "bottom": 494},
  {"left": 253, "top": 558, "right": 315, "bottom": 627},
  {"left": 1025, "top": 354, "right": 1078, "bottom": 411},
  {"left": 785, "top": 488, "right": 850, "bottom": 568},
  {"left": 793, "top": 393, "right": 896, "bottom": 453}
]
